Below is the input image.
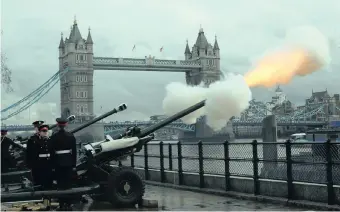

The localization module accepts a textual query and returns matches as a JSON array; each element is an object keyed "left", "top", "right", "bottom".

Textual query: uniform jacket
[
  {"left": 49, "top": 129, "right": 77, "bottom": 168},
  {"left": 1, "top": 136, "right": 19, "bottom": 159},
  {"left": 32, "top": 136, "right": 52, "bottom": 168},
  {"left": 26, "top": 133, "right": 40, "bottom": 168}
]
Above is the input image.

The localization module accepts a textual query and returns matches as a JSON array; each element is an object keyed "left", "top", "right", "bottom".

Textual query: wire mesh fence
[
  {"left": 122, "top": 139, "right": 340, "bottom": 205},
  {"left": 125, "top": 141, "right": 340, "bottom": 183}
]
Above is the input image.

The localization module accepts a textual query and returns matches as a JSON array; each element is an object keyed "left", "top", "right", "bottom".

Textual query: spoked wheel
[{"left": 106, "top": 167, "right": 145, "bottom": 207}]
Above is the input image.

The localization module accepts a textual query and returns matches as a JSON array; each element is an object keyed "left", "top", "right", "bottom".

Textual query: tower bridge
[
  {"left": 1, "top": 19, "right": 339, "bottom": 139},
  {"left": 58, "top": 20, "right": 221, "bottom": 123}
]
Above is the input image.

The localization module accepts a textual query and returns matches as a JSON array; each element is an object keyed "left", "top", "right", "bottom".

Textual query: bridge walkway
[{"left": 91, "top": 185, "right": 304, "bottom": 211}]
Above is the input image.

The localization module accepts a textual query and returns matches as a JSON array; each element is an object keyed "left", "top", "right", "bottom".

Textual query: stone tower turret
[
  {"left": 185, "top": 27, "right": 221, "bottom": 86},
  {"left": 213, "top": 35, "right": 220, "bottom": 71},
  {"left": 184, "top": 39, "right": 191, "bottom": 60},
  {"left": 59, "top": 18, "right": 94, "bottom": 123}
]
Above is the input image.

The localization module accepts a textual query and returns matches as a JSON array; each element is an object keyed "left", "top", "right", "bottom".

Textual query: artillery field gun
[{"left": 1, "top": 100, "right": 206, "bottom": 208}]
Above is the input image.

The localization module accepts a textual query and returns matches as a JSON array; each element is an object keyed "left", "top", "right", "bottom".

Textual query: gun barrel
[
  {"left": 114, "top": 100, "right": 205, "bottom": 139},
  {"left": 70, "top": 103, "right": 127, "bottom": 134},
  {"left": 140, "top": 100, "right": 205, "bottom": 137}
]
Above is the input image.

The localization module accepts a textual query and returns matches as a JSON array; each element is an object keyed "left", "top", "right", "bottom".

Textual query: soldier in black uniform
[
  {"left": 31, "top": 124, "right": 54, "bottom": 189},
  {"left": 1, "top": 130, "right": 22, "bottom": 173},
  {"left": 26, "top": 120, "right": 44, "bottom": 185},
  {"left": 49, "top": 117, "right": 77, "bottom": 209}
]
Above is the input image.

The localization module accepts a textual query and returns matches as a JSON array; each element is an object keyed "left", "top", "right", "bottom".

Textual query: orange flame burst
[{"left": 244, "top": 48, "right": 323, "bottom": 88}]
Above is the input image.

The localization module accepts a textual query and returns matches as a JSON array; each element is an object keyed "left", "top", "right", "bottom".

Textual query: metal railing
[{"left": 121, "top": 140, "right": 340, "bottom": 205}]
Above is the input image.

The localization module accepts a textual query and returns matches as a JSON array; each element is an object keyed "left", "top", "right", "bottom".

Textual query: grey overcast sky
[{"left": 1, "top": 0, "right": 340, "bottom": 124}]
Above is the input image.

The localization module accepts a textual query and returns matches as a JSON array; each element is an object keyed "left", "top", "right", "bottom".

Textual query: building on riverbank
[
  {"left": 266, "top": 86, "right": 294, "bottom": 115},
  {"left": 304, "top": 90, "right": 340, "bottom": 121}
]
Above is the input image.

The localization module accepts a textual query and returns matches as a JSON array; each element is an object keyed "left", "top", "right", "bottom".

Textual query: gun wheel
[{"left": 106, "top": 167, "right": 145, "bottom": 207}]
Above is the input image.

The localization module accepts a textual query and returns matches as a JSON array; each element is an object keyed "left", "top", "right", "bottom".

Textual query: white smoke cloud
[
  {"left": 162, "top": 82, "right": 206, "bottom": 124},
  {"left": 162, "top": 73, "right": 252, "bottom": 131},
  {"left": 284, "top": 26, "right": 331, "bottom": 66},
  {"left": 205, "top": 74, "right": 252, "bottom": 130},
  {"left": 249, "top": 26, "right": 331, "bottom": 72}
]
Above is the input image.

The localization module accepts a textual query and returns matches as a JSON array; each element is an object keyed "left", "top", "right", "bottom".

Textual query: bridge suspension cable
[
  {"left": 279, "top": 105, "right": 325, "bottom": 122},
  {"left": 1, "top": 68, "right": 69, "bottom": 121},
  {"left": 241, "top": 101, "right": 331, "bottom": 123}
]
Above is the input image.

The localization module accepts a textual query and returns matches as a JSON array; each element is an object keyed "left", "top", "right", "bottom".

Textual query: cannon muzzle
[
  {"left": 114, "top": 100, "right": 205, "bottom": 139},
  {"left": 70, "top": 103, "right": 128, "bottom": 134},
  {"left": 118, "top": 103, "right": 127, "bottom": 111}
]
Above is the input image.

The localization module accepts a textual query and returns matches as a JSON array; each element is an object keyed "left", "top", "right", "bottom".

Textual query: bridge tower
[
  {"left": 184, "top": 27, "right": 221, "bottom": 86},
  {"left": 58, "top": 19, "right": 94, "bottom": 123}
]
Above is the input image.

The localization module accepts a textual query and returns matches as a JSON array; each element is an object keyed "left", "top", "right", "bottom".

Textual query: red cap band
[
  {"left": 40, "top": 127, "right": 48, "bottom": 131},
  {"left": 57, "top": 123, "right": 68, "bottom": 126}
]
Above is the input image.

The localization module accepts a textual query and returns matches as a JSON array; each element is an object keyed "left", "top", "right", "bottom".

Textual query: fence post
[
  {"left": 159, "top": 141, "right": 165, "bottom": 183},
  {"left": 130, "top": 153, "right": 135, "bottom": 168},
  {"left": 285, "top": 139, "right": 293, "bottom": 200},
  {"left": 144, "top": 143, "right": 149, "bottom": 180},
  {"left": 198, "top": 141, "right": 204, "bottom": 188},
  {"left": 224, "top": 140, "right": 230, "bottom": 191},
  {"left": 178, "top": 141, "right": 183, "bottom": 185},
  {"left": 325, "top": 139, "right": 335, "bottom": 205},
  {"left": 168, "top": 144, "right": 173, "bottom": 171},
  {"left": 252, "top": 140, "right": 259, "bottom": 195}
]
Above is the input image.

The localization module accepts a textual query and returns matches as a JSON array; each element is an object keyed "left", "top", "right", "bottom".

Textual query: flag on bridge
[
  {"left": 160, "top": 46, "right": 163, "bottom": 52},
  {"left": 132, "top": 45, "right": 136, "bottom": 51}
]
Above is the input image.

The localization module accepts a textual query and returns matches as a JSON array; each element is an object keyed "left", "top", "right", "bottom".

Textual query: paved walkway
[{"left": 91, "top": 185, "right": 305, "bottom": 211}]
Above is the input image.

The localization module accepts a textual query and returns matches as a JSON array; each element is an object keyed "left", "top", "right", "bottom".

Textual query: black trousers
[
  {"left": 55, "top": 167, "right": 74, "bottom": 206},
  {"left": 31, "top": 167, "right": 53, "bottom": 189},
  {"left": 1, "top": 155, "right": 13, "bottom": 173},
  {"left": 1, "top": 160, "right": 9, "bottom": 173},
  {"left": 55, "top": 167, "right": 73, "bottom": 189}
]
